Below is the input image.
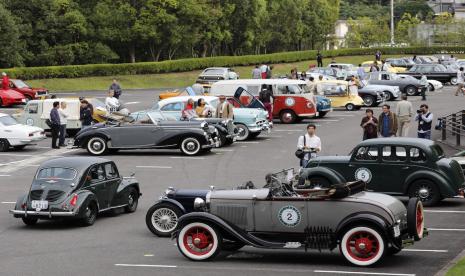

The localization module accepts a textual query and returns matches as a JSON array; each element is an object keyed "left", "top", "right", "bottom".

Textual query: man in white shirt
[
  {"left": 105, "top": 90, "right": 120, "bottom": 113},
  {"left": 456, "top": 67, "right": 464, "bottom": 96},
  {"left": 58, "top": 102, "right": 68, "bottom": 147},
  {"left": 297, "top": 124, "right": 321, "bottom": 167},
  {"left": 259, "top": 64, "right": 268, "bottom": 79}
]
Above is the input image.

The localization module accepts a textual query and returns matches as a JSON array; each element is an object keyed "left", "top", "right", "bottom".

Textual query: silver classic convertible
[{"left": 174, "top": 169, "right": 426, "bottom": 266}]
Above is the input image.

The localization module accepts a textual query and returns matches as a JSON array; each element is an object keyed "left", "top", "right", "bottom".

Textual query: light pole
[{"left": 390, "top": 0, "right": 395, "bottom": 45}]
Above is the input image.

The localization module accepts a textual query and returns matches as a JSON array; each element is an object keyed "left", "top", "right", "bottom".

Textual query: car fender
[
  {"left": 301, "top": 167, "right": 346, "bottom": 184},
  {"left": 404, "top": 170, "right": 455, "bottom": 197},
  {"left": 336, "top": 212, "right": 391, "bottom": 241},
  {"left": 13, "top": 194, "right": 28, "bottom": 211},
  {"left": 213, "top": 124, "right": 227, "bottom": 134},
  {"left": 177, "top": 212, "right": 285, "bottom": 248},
  {"left": 74, "top": 190, "right": 99, "bottom": 217},
  {"left": 75, "top": 130, "right": 112, "bottom": 147},
  {"left": 154, "top": 198, "right": 187, "bottom": 214}
]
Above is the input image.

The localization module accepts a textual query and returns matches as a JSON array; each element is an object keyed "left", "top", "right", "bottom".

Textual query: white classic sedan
[{"left": 0, "top": 113, "right": 45, "bottom": 151}]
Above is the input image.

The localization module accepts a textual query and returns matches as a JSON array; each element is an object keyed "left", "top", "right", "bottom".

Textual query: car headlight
[
  {"left": 194, "top": 198, "right": 206, "bottom": 210},
  {"left": 200, "top": 121, "right": 208, "bottom": 128}
]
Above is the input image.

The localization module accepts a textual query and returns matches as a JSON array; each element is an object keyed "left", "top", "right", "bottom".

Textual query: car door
[
  {"left": 253, "top": 198, "right": 308, "bottom": 233},
  {"left": 106, "top": 123, "right": 158, "bottom": 148},
  {"left": 379, "top": 145, "right": 409, "bottom": 194},
  {"left": 103, "top": 162, "right": 121, "bottom": 206},
  {"left": 85, "top": 164, "right": 110, "bottom": 209},
  {"left": 347, "top": 145, "right": 384, "bottom": 192}
]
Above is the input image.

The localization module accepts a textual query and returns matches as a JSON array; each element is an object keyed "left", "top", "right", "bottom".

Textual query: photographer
[
  {"left": 415, "top": 104, "right": 433, "bottom": 139},
  {"left": 296, "top": 124, "right": 321, "bottom": 167}
]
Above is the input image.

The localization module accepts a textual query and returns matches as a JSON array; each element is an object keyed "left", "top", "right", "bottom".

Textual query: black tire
[
  {"left": 345, "top": 103, "right": 355, "bottom": 111},
  {"left": 235, "top": 124, "right": 249, "bottom": 141},
  {"left": 22, "top": 217, "right": 38, "bottom": 226},
  {"left": 180, "top": 137, "right": 202, "bottom": 155},
  {"left": 222, "top": 240, "right": 245, "bottom": 251},
  {"left": 405, "top": 85, "right": 417, "bottom": 96},
  {"left": 66, "top": 129, "right": 79, "bottom": 137},
  {"left": 318, "top": 111, "right": 328, "bottom": 118},
  {"left": 218, "top": 132, "right": 227, "bottom": 147},
  {"left": 145, "top": 203, "right": 183, "bottom": 237},
  {"left": 407, "top": 197, "right": 425, "bottom": 241},
  {"left": 384, "top": 92, "right": 392, "bottom": 101},
  {"left": 224, "top": 138, "right": 234, "bottom": 146},
  {"left": 386, "top": 245, "right": 402, "bottom": 255},
  {"left": 13, "top": 145, "right": 26, "bottom": 150},
  {"left": 0, "top": 139, "right": 10, "bottom": 151},
  {"left": 125, "top": 187, "right": 139, "bottom": 213},
  {"left": 306, "top": 176, "right": 331, "bottom": 189},
  {"left": 428, "top": 83, "right": 434, "bottom": 92},
  {"left": 249, "top": 132, "right": 261, "bottom": 139},
  {"left": 280, "top": 110, "right": 297, "bottom": 124},
  {"left": 80, "top": 201, "right": 98, "bottom": 226},
  {"left": 86, "top": 136, "right": 108, "bottom": 156},
  {"left": 363, "top": 96, "right": 376, "bottom": 107},
  {"left": 408, "top": 179, "right": 440, "bottom": 207}
]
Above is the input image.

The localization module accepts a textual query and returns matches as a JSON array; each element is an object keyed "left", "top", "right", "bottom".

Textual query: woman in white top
[{"left": 58, "top": 102, "right": 68, "bottom": 146}]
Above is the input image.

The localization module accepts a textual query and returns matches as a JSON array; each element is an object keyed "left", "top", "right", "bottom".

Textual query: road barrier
[{"left": 440, "top": 110, "right": 465, "bottom": 146}]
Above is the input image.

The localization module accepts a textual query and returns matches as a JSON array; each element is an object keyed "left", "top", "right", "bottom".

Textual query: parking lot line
[
  {"left": 213, "top": 149, "right": 234, "bottom": 152},
  {"left": 313, "top": 270, "right": 415, "bottom": 276},
  {"left": 403, "top": 249, "right": 448, "bottom": 253},
  {"left": 428, "top": 228, "right": 465, "bottom": 231},
  {"left": 235, "top": 141, "right": 260, "bottom": 144},
  {"left": 1, "top": 202, "right": 15, "bottom": 204},
  {"left": 125, "top": 102, "right": 140, "bottom": 105},
  {"left": 424, "top": 210, "right": 465, "bottom": 214},
  {"left": 0, "top": 153, "right": 34, "bottom": 157},
  {"left": 135, "top": 166, "right": 172, "bottom": 169},
  {"left": 115, "top": 264, "right": 177, "bottom": 268},
  {"left": 169, "top": 157, "right": 205, "bottom": 160},
  {"left": 0, "top": 175, "right": 11, "bottom": 177}
]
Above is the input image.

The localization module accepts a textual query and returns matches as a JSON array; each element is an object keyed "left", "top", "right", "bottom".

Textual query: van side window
[{"left": 27, "top": 103, "right": 38, "bottom": 114}]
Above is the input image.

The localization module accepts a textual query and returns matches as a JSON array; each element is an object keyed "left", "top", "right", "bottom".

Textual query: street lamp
[{"left": 390, "top": 0, "right": 395, "bottom": 45}]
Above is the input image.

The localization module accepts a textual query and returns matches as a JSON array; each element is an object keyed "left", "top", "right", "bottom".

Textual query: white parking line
[
  {"left": 329, "top": 114, "right": 355, "bottom": 117},
  {"left": 314, "top": 271, "right": 415, "bottom": 276},
  {"left": 135, "top": 166, "right": 172, "bottom": 169},
  {"left": 170, "top": 157, "right": 205, "bottom": 160},
  {"left": 424, "top": 210, "right": 465, "bottom": 214},
  {"left": 403, "top": 249, "right": 448, "bottom": 253},
  {"left": 115, "top": 264, "right": 177, "bottom": 268},
  {"left": 428, "top": 228, "right": 465, "bottom": 231},
  {"left": 274, "top": 129, "right": 303, "bottom": 132},
  {"left": 213, "top": 149, "right": 234, "bottom": 152},
  {"left": 318, "top": 119, "right": 339, "bottom": 122},
  {"left": 125, "top": 102, "right": 140, "bottom": 105},
  {"left": 0, "top": 175, "right": 11, "bottom": 177},
  {"left": 1, "top": 201, "right": 15, "bottom": 204},
  {"left": 0, "top": 153, "right": 34, "bottom": 157},
  {"left": 235, "top": 141, "right": 260, "bottom": 144}
]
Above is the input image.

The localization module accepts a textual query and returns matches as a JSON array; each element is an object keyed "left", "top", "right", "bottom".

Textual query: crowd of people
[{"left": 180, "top": 95, "right": 234, "bottom": 120}]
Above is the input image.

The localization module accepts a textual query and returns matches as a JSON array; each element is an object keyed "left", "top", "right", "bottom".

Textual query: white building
[{"left": 327, "top": 20, "right": 349, "bottom": 50}]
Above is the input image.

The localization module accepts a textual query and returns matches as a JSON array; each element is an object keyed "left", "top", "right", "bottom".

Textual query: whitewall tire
[
  {"left": 177, "top": 222, "right": 221, "bottom": 261},
  {"left": 340, "top": 226, "right": 385, "bottom": 266}
]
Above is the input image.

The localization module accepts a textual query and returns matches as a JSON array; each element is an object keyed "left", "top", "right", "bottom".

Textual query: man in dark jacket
[
  {"left": 50, "top": 101, "right": 61, "bottom": 149},
  {"left": 80, "top": 100, "right": 93, "bottom": 129},
  {"left": 316, "top": 51, "right": 323, "bottom": 67},
  {"left": 259, "top": 85, "right": 274, "bottom": 121},
  {"left": 109, "top": 79, "right": 122, "bottom": 99},
  {"left": 378, "top": 104, "right": 398, "bottom": 137}
]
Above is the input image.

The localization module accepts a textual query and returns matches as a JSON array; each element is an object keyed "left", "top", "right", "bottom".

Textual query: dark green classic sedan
[{"left": 305, "top": 138, "right": 465, "bottom": 206}]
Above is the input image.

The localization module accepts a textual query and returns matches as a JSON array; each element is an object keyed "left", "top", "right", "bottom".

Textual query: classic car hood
[
  {"left": 0, "top": 89, "right": 25, "bottom": 99},
  {"left": 209, "top": 188, "right": 269, "bottom": 200},
  {"left": 233, "top": 108, "right": 265, "bottom": 118},
  {"left": 309, "top": 156, "right": 351, "bottom": 164},
  {"left": 168, "top": 189, "right": 210, "bottom": 199}
]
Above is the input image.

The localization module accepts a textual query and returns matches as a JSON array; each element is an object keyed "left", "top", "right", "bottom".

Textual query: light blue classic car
[{"left": 131, "top": 95, "right": 271, "bottom": 141}]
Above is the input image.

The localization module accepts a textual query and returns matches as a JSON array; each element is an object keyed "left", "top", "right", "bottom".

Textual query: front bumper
[{"left": 10, "top": 209, "right": 76, "bottom": 218}]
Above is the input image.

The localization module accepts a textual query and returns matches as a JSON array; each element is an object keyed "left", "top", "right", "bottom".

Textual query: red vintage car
[
  {"left": 0, "top": 89, "right": 26, "bottom": 107},
  {"left": 9, "top": 79, "right": 48, "bottom": 101}
]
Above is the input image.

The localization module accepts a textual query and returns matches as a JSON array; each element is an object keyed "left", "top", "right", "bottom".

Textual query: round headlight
[
  {"left": 200, "top": 121, "right": 208, "bottom": 128},
  {"left": 194, "top": 197, "right": 205, "bottom": 209}
]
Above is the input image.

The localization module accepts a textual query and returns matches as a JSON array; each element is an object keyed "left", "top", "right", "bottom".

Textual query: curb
[{"left": 435, "top": 247, "right": 465, "bottom": 276}]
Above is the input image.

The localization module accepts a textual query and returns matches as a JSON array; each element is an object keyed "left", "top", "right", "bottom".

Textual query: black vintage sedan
[
  {"left": 364, "top": 72, "right": 426, "bottom": 96},
  {"left": 403, "top": 64, "right": 458, "bottom": 85},
  {"left": 73, "top": 111, "right": 217, "bottom": 156},
  {"left": 9, "top": 157, "right": 141, "bottom": 226}
]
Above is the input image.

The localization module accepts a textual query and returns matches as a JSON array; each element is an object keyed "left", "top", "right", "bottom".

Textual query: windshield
[
  {"left": 321, "top": 83, "right": 347, "bottom": 95},
  {"left": 89, "top": 98, "right": 106, "bottom": 109},
  {"left": 147, "top": 111, "right": 165, "bottom": 122},
  {"left": 0, "top": 115, "right": 18, "bottom": 126},
  {"left": 430, "top": 145, "right": 445, "bottom": 159},
  {"left": 36, "top": 167, "right": 77, "bottom": 180},
  {"left": 11, "top": 79, "right": 29, "bottom": 89},
  {"left": 202, "top": 69, "right": 225, "bottom": 75}
]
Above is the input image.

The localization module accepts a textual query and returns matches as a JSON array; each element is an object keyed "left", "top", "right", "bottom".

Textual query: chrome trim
[
  {"left": 99, "top": 204, "right": 127, "bottom": 212},
  {"left": 9, "top": 210, "right": 75, "bottom": 217}
]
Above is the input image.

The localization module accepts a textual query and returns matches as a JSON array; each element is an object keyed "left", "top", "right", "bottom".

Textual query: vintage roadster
[
  {"left": 9, "top": 157, "right": 141, "bottom": 226},
  {"left": 172, "top": 168, "right": 426, "bottom": 266}
]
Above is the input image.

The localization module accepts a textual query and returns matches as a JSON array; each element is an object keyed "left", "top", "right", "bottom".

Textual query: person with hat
[
  {"left": 2, "top": 72, "right": 9, "bottom": 90},
  {"left": 215, "top": 95, "right": 233, "bottom": 119}
]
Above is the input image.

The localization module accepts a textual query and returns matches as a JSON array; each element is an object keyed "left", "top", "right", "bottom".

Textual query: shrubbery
[{"left": 5, "top": 46, "right": 465, "bottom": 80}]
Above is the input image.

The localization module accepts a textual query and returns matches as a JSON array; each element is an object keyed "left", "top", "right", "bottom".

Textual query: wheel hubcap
[
  {"left": 92, "top": 142, "right": 102, "bottom": 151},
  {"left": 186, "top": 142, "right": 196, "bottom": 151},
  {"left": 418, "top": 186, "right": 430, "bottom": 200},
  {"left": 183, "top": 226, "right": 214, "bottom": 255},
  {"left": 346, "top": 231, "right": 379, "bottom": 261},
  {"left": 152, "top": 208, "right": 178, "bottom": 232}
]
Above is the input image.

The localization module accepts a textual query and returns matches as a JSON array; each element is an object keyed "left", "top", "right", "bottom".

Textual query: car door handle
[{"left": 401, "top": 166, "right": 410, "bottom": 170}]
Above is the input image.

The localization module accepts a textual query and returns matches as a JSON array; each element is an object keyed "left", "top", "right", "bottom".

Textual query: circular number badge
[
  {"left": 285, "top": 97, "right": 295, "bottom": 107},
  {"left": 355, "top": 167, "right": 372, "bottom": 183},
  {"left": 278, "top": 205, "right": 301, "bottom": 227},
  {"left": 26, "top": 118, "right": 34, "bottom": 126}
]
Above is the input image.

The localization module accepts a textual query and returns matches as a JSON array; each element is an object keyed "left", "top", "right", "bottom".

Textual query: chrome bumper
[{"left": 9, "top": 209, "right": 76, "bottom": 217}]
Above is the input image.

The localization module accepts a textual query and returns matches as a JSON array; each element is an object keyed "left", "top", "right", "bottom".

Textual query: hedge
[{"left": 4, "top": 46, "right": 465, "bottom": 80}]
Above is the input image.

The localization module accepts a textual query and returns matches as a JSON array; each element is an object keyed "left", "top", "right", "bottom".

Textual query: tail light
[
  {"left": 69, "top": 194, "right": 78, "bottom": 206},
  {"left": 21, "top": 203, "right": 26, "bottom": 209}
]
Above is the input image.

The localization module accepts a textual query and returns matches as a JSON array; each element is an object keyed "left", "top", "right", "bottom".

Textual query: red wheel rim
[
  {"left": 416, "top": 203, "right": 424, "bottom": 236},
  {"left": 346, "top": 231, "right": 380, "bottom": 262},
  {"left": 182, "top": 226, "right": 214, "bottom": 256}
]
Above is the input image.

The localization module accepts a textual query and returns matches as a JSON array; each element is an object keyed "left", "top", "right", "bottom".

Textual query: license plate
[
  {"left": 393, "top": 225, "right": 401, "bottom": 237},
  {"left": 31, "top": 200, "right": 48, "bottom": 210}
]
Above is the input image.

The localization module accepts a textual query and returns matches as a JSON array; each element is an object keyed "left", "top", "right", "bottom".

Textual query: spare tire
[{"left": 407, "top": 197, "right": 425, "bottom": 241}]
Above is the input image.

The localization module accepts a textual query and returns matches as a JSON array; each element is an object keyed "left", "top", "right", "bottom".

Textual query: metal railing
[{"left": 440, "top": 110, "right": 465, "bottom": 146}]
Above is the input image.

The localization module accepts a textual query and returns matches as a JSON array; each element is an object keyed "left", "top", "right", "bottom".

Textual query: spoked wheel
[
  {"left": 146, "top": 203, "right": 182, "bottom": 237},
  {"left": 408, "top": 180, "right": 440, "bottom": 206},
  {"left": 81, "top": 202, "right": 97, "bottom": 226},
  {"left": 180, "top": 137, "right": 201, "bottom": 155},
  {"left": 125, "top": 187, "right": 139, "bottom": 213},
  {"left": 86, "top": 137, "right": 108, "bottom": 156},
  {"left": 177, "top": 222, "right": 222, "bottom": 261},
  {"left": 22, "top": 217, "right": 38, "bottom": 226},
  {"left": 363, "top": 96, "right": 375, "bottom": 107},
  {"left": 0, "top": 139, "right": 10, "bottom": 152},
  {"left": 340, "top": 226, "right": 385, "bottom": 266},
  {"left": 407, "top": 197, "right": 425, "bottom": 241}
]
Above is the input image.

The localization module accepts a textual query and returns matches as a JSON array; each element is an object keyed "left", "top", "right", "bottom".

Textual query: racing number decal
[
  {"left": 278, "top": 205, "right": 301, "bottom": 227},
  {"left": 26, "top": 118, "right": 34, "bottom": 126},
  {"left": 285, "top": 97, "right": 295, "bottom": 107},
  {"left": 355, "top": 167, "right": 372, "bottom": 183}
]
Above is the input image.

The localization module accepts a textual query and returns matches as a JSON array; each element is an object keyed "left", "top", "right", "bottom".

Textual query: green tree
[
  {"left": 0, "top": 1, "right": 24, "bottom": 67},
  {"left": 395, "top": 12, "right": 421, "bottom": 44},
  {"left": 346, "top": 17, "right": 390, "bottom": 47}
]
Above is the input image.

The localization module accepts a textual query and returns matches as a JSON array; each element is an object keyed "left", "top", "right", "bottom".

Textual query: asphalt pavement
[{"left": 1, "top": 86, "right": 465, "bottom": 276}]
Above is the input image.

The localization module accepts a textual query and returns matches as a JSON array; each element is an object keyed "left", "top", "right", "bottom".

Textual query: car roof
[
  {"left": 357, "top": 137, "right": 435, "bottom": 148},
  {"left": 213, "top": 79, "right": 306, "bottom": 85},
  {"left": 38, "top": 157, "right": 111, "bottom": 171}
]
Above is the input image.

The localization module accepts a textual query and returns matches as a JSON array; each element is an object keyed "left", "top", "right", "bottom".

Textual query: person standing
[
  {"left": 252, "top": 65, "right": 261, "bottom": 79},
  {"left": 357, "top": 64, "right": 365, "bottom": 80},
  {"left": 2, "top": 72, "right": 9, "bottom": 90},
  {"left": 375, "top": 50, "right": 381, "bottom": 61},
  {"left": 381, "top": 60, "right": 389, "bottom": 71},
  {"left": 80, "top": 100, "right": 93, "bottom": 129},
  {"left": 58, "top": 102, "right": 68, "bottom": 147},
  {"left": 416, "top": 104, "right": 433, "bottom": 139},
  {"left": 306, "top": 76, "right": 316, "bottom": 94},
  {"left": 370, "top": 61, "right": 379, "bottom": 72},
  {"left": 296, "top": 124, "right": 321, "bottom": 167},
  {"left": 378, "top": 104, "right": 398, "bottom": 137},
  {"left": 316, "top": 51, "right": 323, "bottom": 67},
  {"left": 348, "top": 76, "right": 359, "bottom": 96},
  {"left": 260, "top": 64, "right": 268, "bottom": 79},
  {"left": 259, "top": 85, "right": 274, "bottom": 122},
  {"left": 105, "top": 90, "right": 120, "bottom": 113},
  {"left": 395, "top": 94, "right": 413, "bottom": 137},
  {"left": 420, "top": 74, "right": 428, "bottom": 100},
  {"left": 109, "top": 79, "right": 122, "bottom": 99},
  {"left": 50, "top": 101, "right": 61, "bottom": 149},
  {"left": 316, "top": 75, "right": 324, "bottom": 95},
  {"left": 266, "top": 65, "right": 273, "bottom": 79},
  {"left": 360, "top": 109, "right": 378, "bottom": 140},
  {"left": 216, "top": 95, "right": 234, "bottom": 119},
  {"left": 181, "top": 98, "right": 196, "bottom": 120},
  {"left": 455, "top": 67, "right": 464, "bottom": 96}
]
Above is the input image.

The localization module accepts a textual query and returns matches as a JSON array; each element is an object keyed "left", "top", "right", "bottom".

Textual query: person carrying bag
[{"left": 296, "top": 124, "right": 321, "bottom": 167}]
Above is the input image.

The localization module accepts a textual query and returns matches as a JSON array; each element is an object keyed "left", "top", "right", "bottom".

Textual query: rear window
[{"left": 37, "top": 167, "right": 77, "bottom": 180}]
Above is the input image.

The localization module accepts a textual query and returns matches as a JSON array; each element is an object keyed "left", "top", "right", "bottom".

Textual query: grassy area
[
  {"left": 446, "top": 256, "right": 465, "bottom": 276},
  {"left": 26, "top": 54, "right": 463, "bottom": 92}
]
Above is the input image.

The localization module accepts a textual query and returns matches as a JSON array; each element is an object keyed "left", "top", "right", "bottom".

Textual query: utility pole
[{"left": 390, "top": 0, "right": 395, "bottom": 45}]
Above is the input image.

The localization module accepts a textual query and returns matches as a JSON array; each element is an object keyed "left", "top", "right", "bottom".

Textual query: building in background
[{"left": 428, "top": 0, "right": 465, "bottom": 19}]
